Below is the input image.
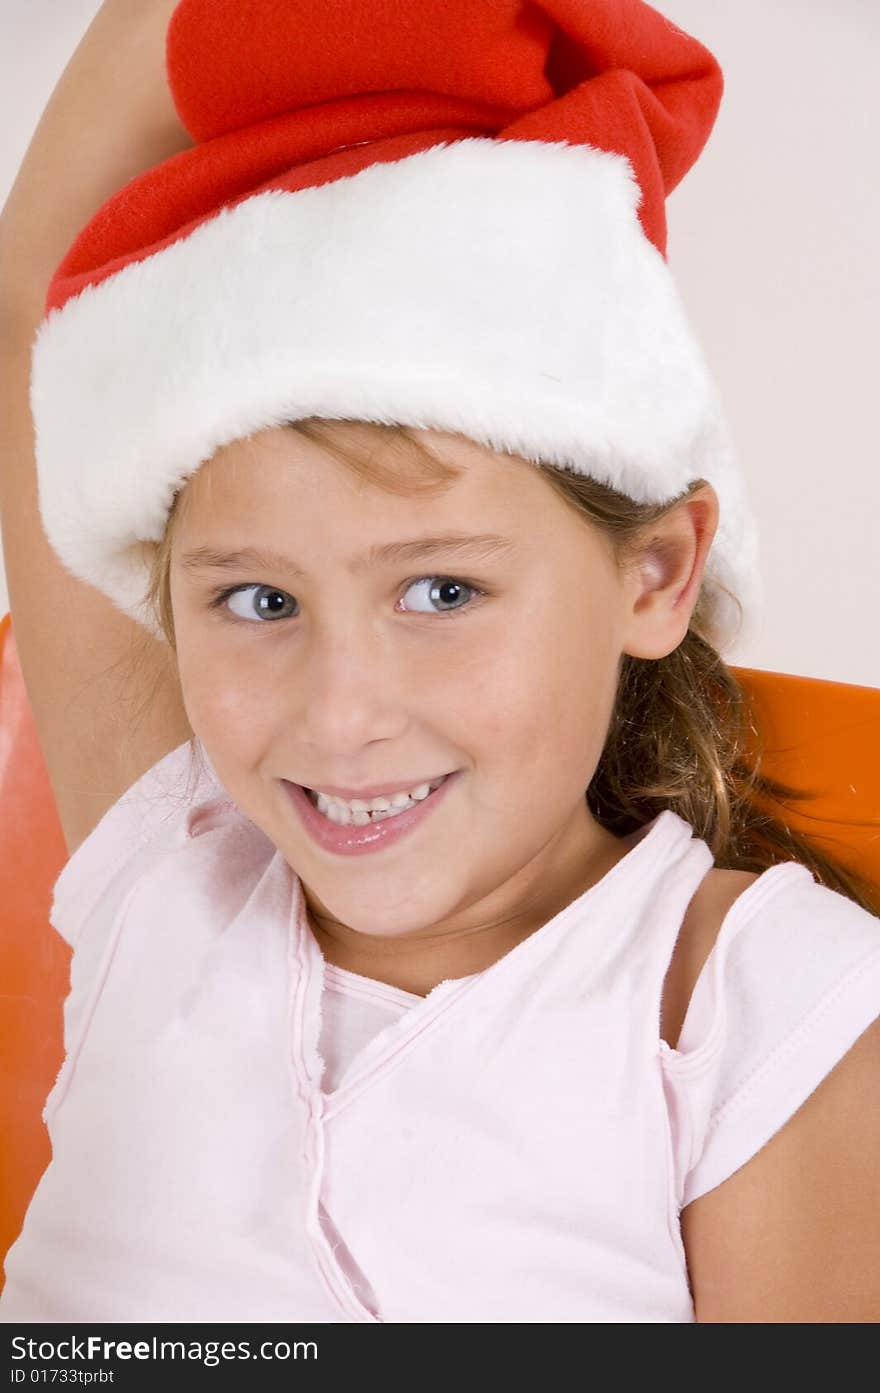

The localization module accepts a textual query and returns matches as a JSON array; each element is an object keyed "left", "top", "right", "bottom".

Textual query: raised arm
[
  {"left": 0, "top": 0, "right": 195, "bottom": 857},
  {"left": 0, "top": 0, "right": 192, "bottom": 311}
]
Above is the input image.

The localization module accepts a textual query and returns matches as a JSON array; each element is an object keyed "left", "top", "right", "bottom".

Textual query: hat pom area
[{"left": 30, "top": 0, "right": 761, "bottom": 654}]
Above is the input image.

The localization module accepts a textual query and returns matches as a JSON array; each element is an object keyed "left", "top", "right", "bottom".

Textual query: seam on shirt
[
  {"left": 286, "top": 884, "right": 382, "bottom": 1321},
  {"left": 659, "top": 1037, "right": 698, "bottom": 1205},
  {"left": 322, "top": 963, "right": 424, "bottom": 1009},
  {"left": 699, "top": 942, "right": 880, "bottom": 1141},
  {"left": 657, "top": 1049, "right": 694, "bottom": 1294}
]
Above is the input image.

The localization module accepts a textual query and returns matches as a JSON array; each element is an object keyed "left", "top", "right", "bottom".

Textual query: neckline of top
[
  {"left": 293, "top": 807, "right": 697, "bottom": 1009},
  {"left": 322, "top": 960, "right": 470, "bottom": 1006},
  {"left": 291, "top": 810, "right": 702, "bottom": 1113}
]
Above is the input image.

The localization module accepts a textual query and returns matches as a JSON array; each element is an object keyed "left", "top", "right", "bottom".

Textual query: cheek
[
  {"left": 470, "top": 596, "right": 620, "bottom": 773},
  {"left": 176, "top": 640, "right": 276, "bottom": 755}
]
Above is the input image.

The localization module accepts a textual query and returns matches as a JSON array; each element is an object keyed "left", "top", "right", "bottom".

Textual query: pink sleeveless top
[{"left": 1, "top": 741, "right": 878, "bottom": 1323}]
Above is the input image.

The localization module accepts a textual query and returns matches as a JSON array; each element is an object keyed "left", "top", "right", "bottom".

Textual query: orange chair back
[
  {"left": 734, "top": 664, "right": 880, "bottom": 886},
  {"left": 1, "top": 610, "right": 877, "bottom": 1288},
  {"left": 1, "top": 613, "right": 71, "bottom": 1289}
]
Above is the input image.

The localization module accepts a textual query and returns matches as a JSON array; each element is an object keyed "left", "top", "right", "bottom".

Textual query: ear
[{"left": 621, "top": 482, "right": 719, "bottom": 660}]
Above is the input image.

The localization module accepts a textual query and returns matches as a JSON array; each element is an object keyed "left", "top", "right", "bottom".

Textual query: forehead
[
  {"left": 171, "top": 426, "right": 621, "bottom": 589},
  {"left": 179, "top": 424, "right": 557, "bottom": 534}
]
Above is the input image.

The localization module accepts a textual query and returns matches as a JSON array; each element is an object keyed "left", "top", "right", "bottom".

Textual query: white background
[{"left": 1, "top": 0, "right": 877, "bottom": 687}]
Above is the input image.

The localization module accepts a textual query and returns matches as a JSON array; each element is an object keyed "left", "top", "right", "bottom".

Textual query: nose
[{"left": 295, "top": 616, "right": 407, "bottom": 756}]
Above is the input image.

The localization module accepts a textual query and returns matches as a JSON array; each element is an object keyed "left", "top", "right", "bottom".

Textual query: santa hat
[{"left": 30, "top": 0, "right": 761, "bottom": 651}]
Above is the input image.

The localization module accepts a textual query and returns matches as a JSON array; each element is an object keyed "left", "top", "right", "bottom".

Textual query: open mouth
[
  {"left": 283, "top": 771, "right": 461, "bottom": 857},
  {"left": 303, "top": 774, "right": 450, "bottom": 826}
]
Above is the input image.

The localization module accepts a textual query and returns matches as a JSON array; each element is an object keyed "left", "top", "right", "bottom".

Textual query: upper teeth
[{"left": 311, "top": 776, "right": 446, "bottom": 817}]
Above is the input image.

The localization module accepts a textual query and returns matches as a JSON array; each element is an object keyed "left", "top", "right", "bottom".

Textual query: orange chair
[
  {"left": 1, "top": 608, "right": 878, "bottom": 1290},
  {"left": 1, "top": 613, "right": 71, "bottom": 1293}
]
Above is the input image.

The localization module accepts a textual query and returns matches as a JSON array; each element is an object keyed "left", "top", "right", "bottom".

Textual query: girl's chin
[
  {"left": 304, "top": 875, "right": 468, "bottom": 940},
  {"left": 307, "top": 902, "right": 448, "bottom": 941}
]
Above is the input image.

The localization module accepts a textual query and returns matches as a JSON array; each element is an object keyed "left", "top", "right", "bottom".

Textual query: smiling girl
[
  {"left": 1, "top": 0, "right": 878, "bottom": 1324},
  {"left": 167, "top": 422, "right": 680, "bottom": 990}
]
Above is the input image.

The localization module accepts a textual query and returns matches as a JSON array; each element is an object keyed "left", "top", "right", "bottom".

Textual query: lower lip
[{"left": 282, "top": 772, "right": 461, "bottom": 857}]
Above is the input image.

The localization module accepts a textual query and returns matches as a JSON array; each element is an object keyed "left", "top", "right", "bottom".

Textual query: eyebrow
[{"left": 179, "top": 533, "right": 517, "bottom": 577}]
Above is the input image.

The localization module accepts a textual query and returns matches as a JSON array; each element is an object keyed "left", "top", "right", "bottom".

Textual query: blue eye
[
  {"left": 398, "top": 576, "right": 480, "bottom": 615},
  {"left": 209, "top": 584, "right": 297, "bottom": 622},
  {"left": 208, "top": 575, "right": 483, "bottom": 624}
]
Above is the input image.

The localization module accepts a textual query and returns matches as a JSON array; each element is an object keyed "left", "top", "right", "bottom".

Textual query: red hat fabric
[
  {"left": 30, "top": 0, "right": 760, "bottom": 651},
  {"left": 45, "top": 0, "right": 723, "bottom": 310}
]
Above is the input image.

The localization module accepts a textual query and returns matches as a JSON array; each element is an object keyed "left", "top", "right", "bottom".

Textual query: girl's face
[{"left": 169, "top": 425, "right": 674, "bottom": 977}]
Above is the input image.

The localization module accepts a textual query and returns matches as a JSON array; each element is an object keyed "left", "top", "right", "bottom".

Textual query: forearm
[{"left": 0, "top": 0, "right": 192, "bottom": 319}]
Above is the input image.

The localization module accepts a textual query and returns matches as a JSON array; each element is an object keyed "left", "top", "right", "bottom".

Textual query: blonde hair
[{"left": 134, "top": 418, "right": 879, "bottom": 915}]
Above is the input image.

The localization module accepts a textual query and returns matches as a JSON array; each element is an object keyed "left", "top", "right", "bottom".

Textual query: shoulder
[
  {"left": 681, "top": 1008, "right": 880, "bottom": 1321},
  {"left": 49, "top": 741, "right": 243, "bottom": 952},
  {"left": 664, "top": 865, "right": 880, "bottom": 1320},
  {"left": 660, "top": 867, "right": 760, "bottom": 1050}
]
